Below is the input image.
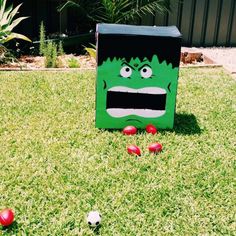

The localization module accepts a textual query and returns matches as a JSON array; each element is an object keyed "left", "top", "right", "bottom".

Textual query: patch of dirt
[
  {"left": 180, "top": 47, "right": 222, "bottom": 67},
  {"left": 199, "top": 47, "right": 236, "bottom": 73},
  {"left": 181, "top": 47, "right": 203, "bottom": 65},
  {"left": 1, "top": 47, "right": 235, "bottom": 72},
  {"left": 0, "top": 54, "right": 96, "bottom": 70}
]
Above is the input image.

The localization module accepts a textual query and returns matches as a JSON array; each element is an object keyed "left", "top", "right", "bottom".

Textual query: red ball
[
  {"left": 127, "top": 145, "right": 141, "bottom": 156},
  {"left": 146, "top": 124, "right": 157, "bottom": 134},
  {"left": 0, "top": 209, "right": 14, "bottom": 227},
  {"left": 148, "top": 142, "right": 163, "bottom": 153},
  {"left": 122, "top": 126, "right": 137, "bottom": 135}
]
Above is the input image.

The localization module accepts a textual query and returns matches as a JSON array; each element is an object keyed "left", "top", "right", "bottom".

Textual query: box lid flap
[{"left": 97, "top": 23, "right": 181, "bottom": 38}]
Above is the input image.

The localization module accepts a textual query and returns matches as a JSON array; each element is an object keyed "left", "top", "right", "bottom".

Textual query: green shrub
[
  {"left": 44, "top": 41, "right": 58, "bottom": 68},
  {"left": 58, "top": 41, "right": 64, "bottom": 56},
  {"left": 39, "top": 23, "right": 65, "bottom": 68},
  {"left": 58, "top": 0, "right": 170, "bottom": 24},
  {"left": 67, "top": 57, "right": 80, "bottom": 68}
]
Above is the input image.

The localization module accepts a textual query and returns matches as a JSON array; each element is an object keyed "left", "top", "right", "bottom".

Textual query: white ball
[{"left": 87, "top": 211, "right": 101, "bottom": 227}]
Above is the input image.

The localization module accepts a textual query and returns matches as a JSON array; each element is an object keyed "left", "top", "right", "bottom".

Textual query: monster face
[
  {"left": 95, "top": 23, "right": 181, "bottom": 129},
  {"left": 96, "top": 55, "right": 179, "bottom": 129}
]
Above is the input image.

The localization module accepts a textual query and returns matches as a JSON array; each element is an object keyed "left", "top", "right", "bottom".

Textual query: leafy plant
[
  {"left": 96, "top": 0, "right": 170, "bottom": 23},
  {"left": 39, "top": 23, "right": 65, "bottom": 68},
  {"left": 67, "top": 56, "right": 80, "bottom": 68},
  {"left": 0, "top": 0, "right": 31, "bottom": 44},
  {"left": 39, "top": 21, "right": 46, "bottom": 56},
  {"left": 84, "top": 43, "right": 96, "bottom": 59},
  {"left": 44, "top": 41, "right": 58, "bottom": 68},
  {"left": 58, "top": 41, "right": 64, "bottom": 56},
  {"left": 58, "top": 0, "right": 171, "bottom": 24}
]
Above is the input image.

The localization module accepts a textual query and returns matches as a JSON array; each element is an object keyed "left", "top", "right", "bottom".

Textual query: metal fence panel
[
  {"left": 218, "top": 0, "right": 230, "bottom": 45},
  {"left": 192, "top": 0, "right": 205, "bottom": 46},
  {"left": 142, "top": 0, "right": 236, "bottom": 46},
  {"left": 16, "top": 0, "right": 236, "bottom": 46},
  {"left": 231, "top": 3, "right": 236, "bottom": 44}
]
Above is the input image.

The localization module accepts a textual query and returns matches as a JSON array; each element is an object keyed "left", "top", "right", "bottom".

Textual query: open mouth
[{"left": 106, "top": 86, "right": 166, "bottom": 118}]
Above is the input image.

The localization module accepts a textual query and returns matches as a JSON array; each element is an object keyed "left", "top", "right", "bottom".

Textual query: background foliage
[
  {"left": 58, "top": 0, "right": 171, "bottom": 25},
  {"left": 0, "top": 0, "right": 31, "bottom": 44}
]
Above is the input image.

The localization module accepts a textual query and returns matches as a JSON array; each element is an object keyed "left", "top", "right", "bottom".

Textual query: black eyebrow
[
  {"left": 121, "top": 61, "right": 135, "bottom": 70},
  {"left": 138, "top": 63, "right": 151, "bottom": 71}
]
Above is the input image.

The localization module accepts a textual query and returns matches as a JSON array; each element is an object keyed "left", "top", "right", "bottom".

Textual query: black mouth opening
[{"left": 106, "top": 91, "right": 166, "bottom": 110}]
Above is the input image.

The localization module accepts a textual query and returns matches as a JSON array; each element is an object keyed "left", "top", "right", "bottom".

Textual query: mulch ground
[
  {"left": 2, "top": 47, "right": 234, "bottom": 71},
  {"left": 0, "top": 55, "right": 96, "bottom": 70}
]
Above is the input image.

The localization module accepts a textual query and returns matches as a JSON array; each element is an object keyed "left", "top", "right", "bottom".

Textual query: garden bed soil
[
  {"left": 180, "top": 47, "right": 222, "bottom": 68},
  {"left": 0, "top": 54, "right": 96, "bottom": 70},
  {"left": 1, "top": 47, "right": 235, "bottom": 71},
  {"left": 199, "top": 47, "right": 236, "bottom": 74}
]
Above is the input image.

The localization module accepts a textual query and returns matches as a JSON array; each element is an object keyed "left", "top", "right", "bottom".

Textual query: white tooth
[
  {"left": 108, "top": 86, "right": 166, "bottom": 94},
  {"left": 138, "top": 87, "right": 166, "bottom": 94},
  {"left": 107, "top": 109, "right": 166, "bottom": 118},
  {"left": 108, "top": 86, "right": 134, "bottom": 93}
]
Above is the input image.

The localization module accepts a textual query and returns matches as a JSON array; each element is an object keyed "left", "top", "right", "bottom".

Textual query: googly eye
[
  {"left": 120, "top": 66, "right": 132, "bottom": 78},
  {"left": 140, "top": 66, "right": 152, "bottom": 78},
  {"left": 88, "top": 221, "right": 92, "bottom": 225}
]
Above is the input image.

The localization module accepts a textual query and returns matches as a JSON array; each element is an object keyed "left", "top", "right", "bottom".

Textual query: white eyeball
[
  {"left": 140, "top": 66, "right": 152, "bottom": 78},
  {"left": 87, "top": 211, "right": 101, "bottom": 227},
  {"left": 120, "top": 66, "right": 132, "bottom": 78}
]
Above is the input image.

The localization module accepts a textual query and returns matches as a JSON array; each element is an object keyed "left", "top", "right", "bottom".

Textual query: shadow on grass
[
  {"left": 90, "top": 224, "right": 101, "bottom": 235},
  {"left": 1, "top": 221, "right": 19, "bottom": 234},
  {"left": 95, "top": 113, "right": 202, "bottom": 136},
  {"left": 173, "top": 113, "right": 202, "bottom": 135}
]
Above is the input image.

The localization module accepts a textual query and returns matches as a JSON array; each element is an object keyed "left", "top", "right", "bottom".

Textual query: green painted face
[{"left": 96, "top": 55, "right": 179, "bottom": 129}]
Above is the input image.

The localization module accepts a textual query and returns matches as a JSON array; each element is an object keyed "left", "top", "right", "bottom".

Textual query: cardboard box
[{"left": 95, "top": 23, "right": 181, "bottom": 129}]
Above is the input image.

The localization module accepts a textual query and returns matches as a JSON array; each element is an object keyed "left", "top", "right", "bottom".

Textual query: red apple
[
  {"left": 122, "top": 126, "right": 137, "bottom": 135},
  {"left": 148, "top": 142, "right": 163, "bottom": 153},
  {"left": 146, "top": 124, "right": 157, "bottom": 134},
  {"left": 127, "top": 145, "right": 141, "bottom": 156},
  {"left": 0, "top": 208, "right": 14, "bottom": 227}
]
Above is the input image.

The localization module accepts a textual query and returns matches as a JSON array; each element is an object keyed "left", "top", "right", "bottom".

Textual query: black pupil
[
  {"left": 88, "top": 222, "right": 91, "bottom": 225},
  {"left": 125, "top": 67, "right": 130, "bottom": 72},
  {"left": 143, "top": 68, "right": 147, "bottom": 73},
  {"left": 96, "top": 222, "right": 99, "bottom": 225}
]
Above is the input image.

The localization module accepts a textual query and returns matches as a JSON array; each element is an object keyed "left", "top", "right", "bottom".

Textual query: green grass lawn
[{"left": 0, "top": 68, "right": 235, "bottom": 235}]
